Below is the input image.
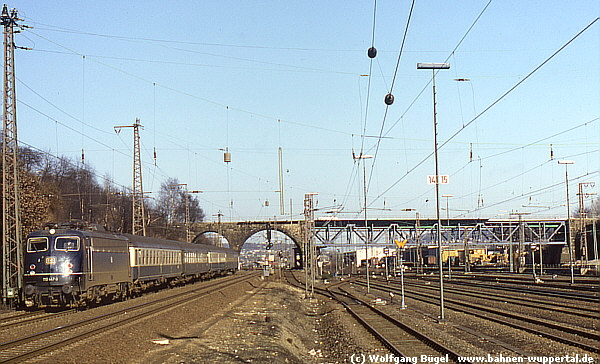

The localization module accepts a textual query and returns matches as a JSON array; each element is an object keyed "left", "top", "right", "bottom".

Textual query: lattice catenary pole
[
  {"left": 303, "top": 193, "right": 316, "bottom": 298},
  {"left": 114, "top": 119, "right": 146, "bottom": 236},
  {"left": 1, "top": 4, "right": 24, "bottom": 305}
]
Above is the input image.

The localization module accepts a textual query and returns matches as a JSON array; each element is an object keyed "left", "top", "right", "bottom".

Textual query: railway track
[
  {"left": 283, "top": 271, "right": 471, "bottom": 363},
  {"left": 0, "top": 309, "right": 78, "bottom": 331},
  {"left": 330, "top": 286, "right": 470, "bottom": 363},
  {"left": 0, "top": 272, "right": 258, "bottom": 363},
  {"left": 354, "top": 278, "right": 599, "bottom": 354},
  {"left": 388, "top": 278, "right": 598, "bottom": 320},
  {"left": 413, "top": 274, "right": 599, "bottom": 302},
  {"left": 443, "top": 273, "right": 600, "bottom": 292}
]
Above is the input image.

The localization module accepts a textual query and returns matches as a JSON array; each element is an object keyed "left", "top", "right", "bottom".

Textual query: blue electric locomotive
[{"left": 23, "top": 223, "right": 239, "bottom": 308}]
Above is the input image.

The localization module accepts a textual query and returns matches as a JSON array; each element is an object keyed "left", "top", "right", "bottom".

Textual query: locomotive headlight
[{"left": 61, "top": 261, "right": 73, "bottom": 276}]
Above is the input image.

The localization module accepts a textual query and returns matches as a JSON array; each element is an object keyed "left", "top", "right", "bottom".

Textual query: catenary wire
[
  {"left": 366, "top": 0, "right": 416, "bottom": 193},
  {"left": 367, "top": 17, "right": 599, "bottom": 210}
]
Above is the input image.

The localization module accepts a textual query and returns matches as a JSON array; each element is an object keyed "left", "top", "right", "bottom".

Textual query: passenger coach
[{"left": 23, "top": 223, "right": 239, "bottom": 308}]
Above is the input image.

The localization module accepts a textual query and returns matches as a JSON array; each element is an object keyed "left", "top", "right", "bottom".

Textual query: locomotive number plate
[{"left": 45, "top": 256, "right": 56, "bottom": 265}]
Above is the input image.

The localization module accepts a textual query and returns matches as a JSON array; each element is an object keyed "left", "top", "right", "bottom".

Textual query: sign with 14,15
[{"left": 427, "top": 175, "right": 449, "bottom": 185}]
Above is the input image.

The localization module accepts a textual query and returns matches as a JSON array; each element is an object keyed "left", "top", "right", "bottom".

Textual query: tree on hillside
[
  {"left": 4, "top": 147, "right": 206, "bottom": 239},
  {"left": 13, "top": 147, "right": 136, "bottom": 233},
  {"left": 150, "top": 177, "right": 205, "bottom": 232}
]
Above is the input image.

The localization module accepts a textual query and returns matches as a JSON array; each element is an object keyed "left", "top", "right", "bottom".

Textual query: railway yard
[
  {"left": 0, "top": 269, "right": 596, "bottom": 363},
  {"left": 0, "top": 2, "right": 598, "bottom": 364}
]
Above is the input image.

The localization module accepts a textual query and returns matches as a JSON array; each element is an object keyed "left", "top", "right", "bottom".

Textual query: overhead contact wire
[
  {"left": 368, "top": 0, "right": 415, "bottom": 191},
  {"left": 381, "top": 0, "right": 494, "bottom": 139},
  {"left": 341, "top": 0, "right": 378, "bottom": 216},
  {"left": 368, "top": 17, "right": 599, "bottom": 208}
]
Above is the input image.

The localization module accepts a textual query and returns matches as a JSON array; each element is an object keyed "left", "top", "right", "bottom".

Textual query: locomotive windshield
[
  {"left": 27, "top": 237, "right": 48, "bottom": 252},
  {"left": 55, "top": 237, "right": 80, "bottom": 251}
]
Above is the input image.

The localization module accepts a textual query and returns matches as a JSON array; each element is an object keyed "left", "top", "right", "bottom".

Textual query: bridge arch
[
  {"left": 190, "top": 221, "right": 305, "bottom": 252},
  {"left": 192, "top": 230, "right": 231, "bottom": 248}
]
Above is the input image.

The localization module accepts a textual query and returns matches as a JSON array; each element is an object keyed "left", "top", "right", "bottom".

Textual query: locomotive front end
[{"left": 23, "top": 229, "right": 85, "bottom": 308}]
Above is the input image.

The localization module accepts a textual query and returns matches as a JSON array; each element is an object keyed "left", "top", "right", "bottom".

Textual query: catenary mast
[
  {"left": 114, "top": 119, "right": 146, "bottom": 236},
  {"left": 1, "top": 4, "right": 25, "bottom": 306}
]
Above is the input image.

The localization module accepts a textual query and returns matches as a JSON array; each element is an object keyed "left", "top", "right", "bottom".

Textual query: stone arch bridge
[{"left": 190, "top": 220, "right": 305, "bottom": 251}]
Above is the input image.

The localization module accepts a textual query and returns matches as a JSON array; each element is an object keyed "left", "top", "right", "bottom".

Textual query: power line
[
  {"left": 456, "top": 170, "right": 599, "bottom": 218},
  {"left": 21, "top": 31, "right": 358, "bottom": 204},
  {"left": 380, "top": 0, "right": 494, "bottom": 140},
  {"left": 18, "top": 139, "right": 132, "bottom": 192},
  {"left": 388, "top": 0, "right": 416, "bottom": 95},
  {"left": 389, "top": 145, "right": 599, "bottom": 218},
  {"left": 344, "top": 0, "right": 378, "bottom": 214},
  {"left": 17, "top": 100, "right": 174, "bottom": 187},
  {"left": 479, "top": 117, "right": 599, "bottom": 161},
  {"left": 28, "top": 22, "right": 366, "bottom": 52},
  {"left": 362, "top": 0, "right": 493, "bottom": 210},
  {"left": 438, "top": 17, "right": 599, "bottom": 155},
  {"left": 368, "top": 17, "right": 599, "bottom": 209},
  {"left": 367, "top": 0, "right": 415, "bottom": 192},
  {"left": 17, "top": 78, "right": 113, "bottom": 136},
  {"left": 19, "top": 74, "right": 310, "bottom": 210},
  {"left": 29, "top": 21, "right": 556, "bottom": 54}
]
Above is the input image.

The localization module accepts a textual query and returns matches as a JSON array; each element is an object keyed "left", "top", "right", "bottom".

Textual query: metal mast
[
  {"left": 114, "top": 119, "right": 146, "bottom": 236},
  {"left": 1, "top": 4, "right": 23, "bottom": 305},
  {"left": 303, "top": 193, "right": 317, "bottom": 298}
]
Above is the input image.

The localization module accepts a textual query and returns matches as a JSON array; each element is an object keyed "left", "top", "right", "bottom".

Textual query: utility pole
[
  {"left": 114, "top": 119, "right": 146, "bottom": 236},
  {"left": 303, "top": 193, "right": 317, "bottom": 298},
  {"left": 577, "top": 182, "right": 596, "bottom": 263},
  {"left": 278, "top": 146, "right": 284, "bottom": 215},
  {"left": 1, "top": 5, "right": 27, "bottom": 306},
  {"left": 353, "top": 153, "right": 373, "bottom": 292},
  {"left": 215, "top": 211, "right": 223, "bottom": 237},
  {"left": 509, "top": 212, "right": 530, "bottom": 273},
  {"left": 169, "top": 183, "right": 202, "bottom": 243},
  {"left": 558, "top": 160, "right": 575, "bottom": 284},
  {"left": 415, "top": 212, "right": 422, "bottom": 274},
  {"left": 519, "top": 214, "right": 525, "bottom": 272}
]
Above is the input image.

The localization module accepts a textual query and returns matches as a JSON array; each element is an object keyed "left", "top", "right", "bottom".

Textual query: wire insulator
[
  {"left": 367, "top": 47, "right": 377, "bottom": 59},
  {"left": 384, "top": 93, "right": 394, "bottom": 105}
]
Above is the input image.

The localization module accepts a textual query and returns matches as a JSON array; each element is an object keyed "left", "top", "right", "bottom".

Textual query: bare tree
[
  {"left": 151, "top": 177, "right": 205, "bottom": 225},
  {"left": 6, "top": 148, "right": 206, "bottom": 238},
  {"left": 587, "top": 198, "right": 599, "bottom": 217}
]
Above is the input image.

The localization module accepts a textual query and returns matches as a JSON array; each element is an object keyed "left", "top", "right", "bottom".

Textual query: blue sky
[{"left": 10, "top": 1, "right": 600, "bottom": 222}]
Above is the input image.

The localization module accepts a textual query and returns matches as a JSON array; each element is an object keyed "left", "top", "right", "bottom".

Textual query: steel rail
[
  {"left": 411, "top": 276, "right": 598, "bottom": 301},
  {"left": 329, "top": 288, "right": 407, "bottom": 359},
  {"left": 444, "top": 273, "right": 599, "bottom": 291},
  {"left": 333, "top": 286, "right": 470, "bottom": 364},
  {"left": 0, "top": 272, "right": 258, "bottom": 363},
  {"left": 283, "top": 271, "right": 470, "bottom": 364},
  {"left": 0, "top": 309, "right": 78, "bottom": 330},
  {"left": 283, "top": 272, "right": 408, "bottom": 356},
  {"left": 389, "top": 279, "right": 599, "bottom": 319},
  {"left": 355, "top": 279, "right": 599, "bottom": 354}
]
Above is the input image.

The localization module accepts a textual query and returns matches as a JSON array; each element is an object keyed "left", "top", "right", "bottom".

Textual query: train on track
[{"left": 22, "top": 223, "right": 239, "bottom": 308}]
